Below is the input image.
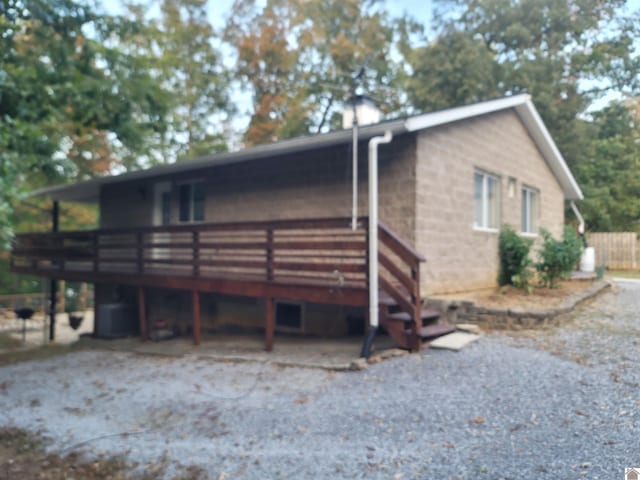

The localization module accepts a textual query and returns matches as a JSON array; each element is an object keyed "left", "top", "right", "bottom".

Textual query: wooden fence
[{"left": 587, "top": 232, "right": 640, "bottom": 270}]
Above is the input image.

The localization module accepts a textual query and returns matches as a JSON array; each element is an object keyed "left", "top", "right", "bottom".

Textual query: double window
[
  {"left": 179, "top": 182, "right": 205, "bottom": 222},
  {"left": 473, "top": 171, "right": 499, "bottom": 230},
  {"left": 521, "top": 186, "right": 538, "bottom": 234}
]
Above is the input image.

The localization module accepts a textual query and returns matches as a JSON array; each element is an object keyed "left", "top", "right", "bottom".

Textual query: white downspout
[
  {"left": 570, "top": 201, "right": 585, "bottom": 235},
  {"left": 368, "top": 131, "right": 393, "bottom": 329}
]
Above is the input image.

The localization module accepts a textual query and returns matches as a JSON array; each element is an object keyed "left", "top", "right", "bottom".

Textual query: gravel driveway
[{"left": 0, "top": 281, "right": 638, "bottom": 479}]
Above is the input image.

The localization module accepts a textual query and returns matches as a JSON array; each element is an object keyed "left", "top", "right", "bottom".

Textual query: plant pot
[{"left": 67, "top": 312, "right": 84, "bottom": 330}]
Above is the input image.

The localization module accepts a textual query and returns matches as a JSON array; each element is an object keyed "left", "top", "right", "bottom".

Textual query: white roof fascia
[
  {"left": 404, "top": 94, "right": 531, "bottom": 132},
  {"left": 514, "top": 100, "right": 584, "bottom": 200}
]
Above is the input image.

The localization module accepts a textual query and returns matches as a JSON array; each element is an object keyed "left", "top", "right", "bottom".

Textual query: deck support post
[
  {"left": 265, "top": 297, "right": 274, "bottom": 352},
  {"left": 49, "top": 279, "right": 57, "bottom": 342},
  {"left": 138, "top": 286, "right": 147, "bottom": 341},
  {"left": 409, "top": 265, "right": 422, "bottom": 352},
  {"left": 49, "top": 200, "right": 59, "bottom": 342},
  {"left": 192, "top": 290, "right": 201, "bottom": 346}
]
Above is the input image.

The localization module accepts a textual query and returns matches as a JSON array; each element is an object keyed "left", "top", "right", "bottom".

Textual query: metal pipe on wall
[{"left": 367, "top": 131, "right": 393, "bottom": 329}]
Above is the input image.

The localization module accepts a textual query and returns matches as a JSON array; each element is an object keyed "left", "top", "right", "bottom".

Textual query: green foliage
[
  {"left": 0, "top": 258, "right": 42, "bottom": 295},
  {"left": 535, "top": 227, "right": 584, "bottom": 288},
  {"left": 498, "top": 225, "right": 534, "bottom": 291},
  {"left": 405, "top": 31, "right": 501, "bottom": 112},
  {"left": 0, "top": 0, "right": 170, "bottom": 243},
  {"left": 573, "top": 101, "right": 640, "bottom": 232},
  {"left": 129, "top": 0, "right": 232, "bottom": 161}
]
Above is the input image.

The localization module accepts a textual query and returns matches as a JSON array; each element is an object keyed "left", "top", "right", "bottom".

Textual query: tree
[
  {"left": 224, "top": 0, "right": 406, "bottom": 145},
  {"left": 224, "top": 0, "right": 305, "bottom": 145},
  {"left": 0, "top": 0, "right": 169, "bottom": 244},
  {"left": 407, "top": 0, "right": 640, "bottom": 169},
  {"left": 134, "top": 0, "right": 233, "bottom": 161},
  {"left": 574, "top": 101, "right": 640, "bottom": 232},
  {"left": 295, "top": 0, "right": 404, "bottom": 132},
  {"left": 404, "top": 30, "right": 500, "bottom": 111}
]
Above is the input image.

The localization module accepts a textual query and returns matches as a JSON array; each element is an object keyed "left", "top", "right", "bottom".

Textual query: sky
[
  {"left": 102, "top": 0, "right": 434, "bottom": 31},
  {"left": 207, "top": 0, "right": 434, "bottom": 28}
]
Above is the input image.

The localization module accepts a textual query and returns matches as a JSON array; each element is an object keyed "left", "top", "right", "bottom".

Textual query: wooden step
[
  {"left": 386, "top": 308, "right": 440, "bottom": 323},
  {"left": 378, "top": 291, "right": 398, "bottom": 307},
  {"left": 408, "top": 323, "right": 457, "bottom": 340},
  {"left": 379, "top": 317, "right": 410, "bottom": 350}
]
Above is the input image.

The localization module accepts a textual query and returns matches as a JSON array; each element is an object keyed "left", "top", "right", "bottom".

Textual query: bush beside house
[
  {"left": 498, "top": 226, "right": 534, "bottom": 292},
  {"left": 499, "top": 225, "right": 584, "bottom": 291},
  {"left": 535, "top": 226, "right": 584, "bottom": 288}
]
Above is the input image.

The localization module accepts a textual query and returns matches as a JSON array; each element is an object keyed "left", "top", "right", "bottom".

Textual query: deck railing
[
  {"left": 11, "top": 218, "right": 370, "bottom": 287},
  {"left": 11, "top": 217, "right": 424, "bottom": 330}
]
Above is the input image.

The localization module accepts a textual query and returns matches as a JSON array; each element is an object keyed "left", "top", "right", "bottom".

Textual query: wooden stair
[
  {"left": 387, "top": 308, "right": 440, "bottom": 323},
  {"left": 372, "top": 221, "right": 453, "bottom": 354},
  {"left": 378, "top": 295, "right": 455, "bottom": 351},
  {"left": 373, "top": 224, "right": 456, "bottom": 353}
]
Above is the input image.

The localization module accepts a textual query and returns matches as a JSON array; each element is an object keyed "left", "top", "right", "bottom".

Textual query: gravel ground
[{"left": 0, "top": 281, "right": 639, "bottom": 479}]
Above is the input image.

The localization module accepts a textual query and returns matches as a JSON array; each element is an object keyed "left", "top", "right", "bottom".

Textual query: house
[{"left": 10, "top": 94, "right": 583, "bottom": 353}]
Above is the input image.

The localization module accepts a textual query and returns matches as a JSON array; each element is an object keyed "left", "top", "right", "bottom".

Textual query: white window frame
[
  {"left": 178, "top": 181, "right": 205, "bottom": 223},
  {"left": 473, "top": 170, "right": 500, "bottom": 231},
  {"left": 521, "top": 186, "right": 539, "bottom": 235}
]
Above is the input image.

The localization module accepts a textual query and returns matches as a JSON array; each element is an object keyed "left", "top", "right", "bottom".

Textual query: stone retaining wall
[{"left": 427, "top": 281, "right": 611, "bottom": 330}]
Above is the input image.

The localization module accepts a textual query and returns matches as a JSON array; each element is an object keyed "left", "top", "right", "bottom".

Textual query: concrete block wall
[
  {"left": 415, "top": 109, "right": 566, "bottom": 295},
  {"left": 99, "top": 134, "right": 417, "bottom": 244},
  {"left": 100, "top": 181, "right": 154, "bottom": 228}
]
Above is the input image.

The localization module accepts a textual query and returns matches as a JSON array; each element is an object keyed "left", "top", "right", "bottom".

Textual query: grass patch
[
  {"left": 0, "top": 333, "right": 24, "bottom": 350},
  {"left": 606, "top": 270, "right": 640, "bottom": 279},
  {"left": 0, "top": 426, "right": 155, "bottom": 480},
  {"left": 0, "top": 336, "right": 82, "bottom": 367},
  {"left": 0, "top": 426, "right": 208, "bottom": 479}
]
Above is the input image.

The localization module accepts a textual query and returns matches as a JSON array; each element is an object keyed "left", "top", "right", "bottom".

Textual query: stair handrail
[
  {"left": 378, "top": 221, "right": 425, "bottom": 264},
  {"left": 376, "top": 220, "right": 425, "bottom": 351}
]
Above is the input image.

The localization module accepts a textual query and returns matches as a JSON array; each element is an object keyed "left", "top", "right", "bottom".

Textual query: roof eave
[
  {"left": 27, "top": 94, "right": 584, "bottom": 204},
  {"left": 30, "top": 119, "right": 408, "bottom": 203},
  {"left": 515, "top": 101, "right": 584, "bottom": 200},
  {"left": 404, "top": 94, "right": 532, "bottom": 132}
]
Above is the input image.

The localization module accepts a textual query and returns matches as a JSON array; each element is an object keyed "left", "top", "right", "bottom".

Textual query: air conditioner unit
[{"left": 96, "top": 303, "right": 138, "bottom": 338}]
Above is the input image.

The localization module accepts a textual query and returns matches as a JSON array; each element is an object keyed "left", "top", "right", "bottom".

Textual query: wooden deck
[{"left": 10, "top": 217, "right": 426, "bottom": 351}]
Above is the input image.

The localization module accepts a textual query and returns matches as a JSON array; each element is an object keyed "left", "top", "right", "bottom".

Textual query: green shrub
[
  {"left": 562, "top": 225, "right": 585, "bottom": 268},
  {"left": 498, "top": 225, "right": 533, "bottom": 291},
  {"left": 535, "top": 226, "right": 584, "bottom": 288},
  {"left": 511, "top": 265, "right": 535, "bottom": 293}
]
